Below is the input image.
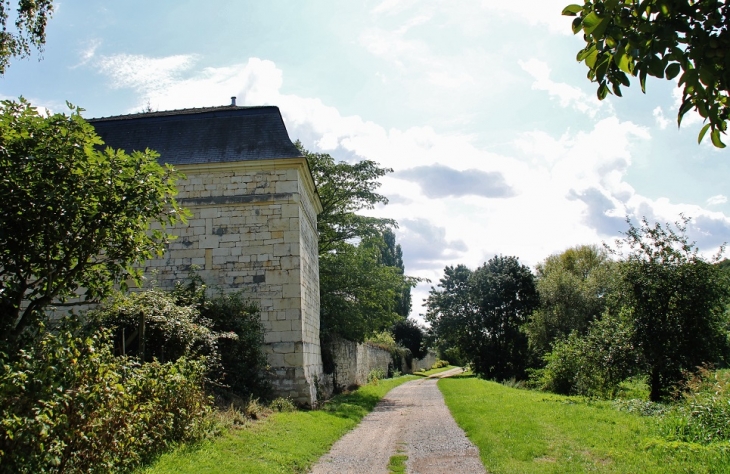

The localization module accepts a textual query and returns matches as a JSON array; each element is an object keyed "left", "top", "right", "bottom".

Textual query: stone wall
[
  {"left": 328, "top": 338, "right": 440, "bottom": 391},
  {"left": 146, "top": 158, "right": 323, "bottom": 405}
]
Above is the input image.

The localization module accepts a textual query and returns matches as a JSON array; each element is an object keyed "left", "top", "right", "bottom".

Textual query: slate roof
[{"left": 89, "top": 105, "right": 302, "bottom": 165}]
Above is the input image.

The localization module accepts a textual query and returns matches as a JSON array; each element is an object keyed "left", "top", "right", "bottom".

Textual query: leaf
[
  {"left": 582, "top": 13, "right": 607, "bottom": 37},
  {"left": 710, "top": 129, "right": 726, "bottom": 148},
  {"left": 597, "top": 83, "right": 609, "bottom": 100},
  {"left": 698, "top": 123, "right": 711, "bottom": 144},
  {"left": 665, "top": 63, "right": 681, "bottom": 81},
  {"left": 677, "top": 99, "right": 693, "bottom": 127},
  {"left": 562, "top": 4, "right": 583, "bottom": 16},
  {"left": 615, "top": 50, "right": 633, "bottom": 74}
]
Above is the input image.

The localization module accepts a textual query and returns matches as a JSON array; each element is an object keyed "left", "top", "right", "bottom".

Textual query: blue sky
[{"left": 4, "top": 0, "right": 730, "bottom": 319}]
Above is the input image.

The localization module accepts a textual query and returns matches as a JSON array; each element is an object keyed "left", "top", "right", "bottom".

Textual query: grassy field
[
  {"left": 141, "top": 375, "right": 417, "bottom": 474},
  {"left": 439, "top": 375, "right": 730, "bottom": 474}
]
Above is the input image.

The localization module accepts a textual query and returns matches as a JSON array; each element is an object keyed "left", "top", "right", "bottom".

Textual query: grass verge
[
  {"left": 413, "top": 365, "right": 458, "bottom": 377},
  {"left": 439, "top": 375, "right": 730, "bottom": 474},
  {"left": 140, "top": 375, "right": 417, "bottom": 474}
]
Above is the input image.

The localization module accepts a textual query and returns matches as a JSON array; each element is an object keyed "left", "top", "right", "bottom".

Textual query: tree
[
  {"left": 318, "top": 239, "right": 406, "bottom": 342},
  {"left": 524, "top": 244, "right": 614, "bottom": 362},
  {"left": 0, "top": 99, "right": 185, "bottom": 346},
  {"left": 300, "top": 142, "right": 394, "bottom": 253},
  {"left": 612, "top": 216, "right": 730, "bottom": 401},
  {"left": 563, "top": 0, "right": 730, "bottom": 147},
  {"left": 426, "top": 257, "right": 539, "bottom": 381},
  {"left": 392, "top": 317, "right": 427, "bottom": 359},
  {"left": 0, "top": 0, "right": 54, "bottom": 74},
  {"left": 299, "top": 144, "right": 418, "bottom": 343}
]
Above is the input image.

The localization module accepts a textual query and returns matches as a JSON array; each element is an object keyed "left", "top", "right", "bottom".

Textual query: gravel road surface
[{"left": 310, "top": 368, "right": 486, "bottom": 474}]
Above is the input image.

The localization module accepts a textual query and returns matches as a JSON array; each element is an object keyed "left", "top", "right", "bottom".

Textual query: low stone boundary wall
[{"left": 327, "top": 338, "right": 439, "bottom": 392}]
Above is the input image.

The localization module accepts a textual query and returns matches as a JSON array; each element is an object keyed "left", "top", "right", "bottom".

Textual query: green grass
[
  {"left": 413, "top": 365, "right": 458, "bottom": 377},
  {"left": 387, "top": 454, "right": 407, "bottom": 473},
  {"left": 141, "top": 375, "right": 417, "bottom": 474},
  {"left": 439, "top": 376, "right": 730, "bottom": 474}
]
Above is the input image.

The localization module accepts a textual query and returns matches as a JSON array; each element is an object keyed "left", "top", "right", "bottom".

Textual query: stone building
[{"left": 90, "top": 104, "right": 324, "bottom": 405}]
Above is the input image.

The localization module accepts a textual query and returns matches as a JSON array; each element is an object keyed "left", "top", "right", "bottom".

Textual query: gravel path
[{"left": 310, "top": 368, "right": 486, "bottom": 474}]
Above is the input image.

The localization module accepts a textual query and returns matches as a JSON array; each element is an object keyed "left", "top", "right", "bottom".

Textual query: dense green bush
[
  {"left": 0, "top": 320, "right": 212, "bottom": 473},
  {"left": 86, "top": 289, "right": 224, "bottom": 367},
  {"left": 88, "top": 277, "right": 269, "bottom": 400},
  {"left": 533, "top": 311, "right": 641, "bottom": 398},
  {"left": 201, "top": 291, "right": 270, "bottom": 399},
  {"left": 662, "top": 368, "right": 730, "bottom": 444}
]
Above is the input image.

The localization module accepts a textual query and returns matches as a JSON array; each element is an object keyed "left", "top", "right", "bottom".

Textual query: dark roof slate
[{"left": 88, "top": 105, "right": 302, "bottom": 165}]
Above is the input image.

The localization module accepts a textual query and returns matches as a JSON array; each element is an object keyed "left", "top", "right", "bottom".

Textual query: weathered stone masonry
[{"left": 91, "top": 105, "right": 324, "bottom": 405}]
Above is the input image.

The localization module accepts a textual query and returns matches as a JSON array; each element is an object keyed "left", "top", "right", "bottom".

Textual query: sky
[{"left": 4, "top": 0, "right": 730, "bottom": 321}]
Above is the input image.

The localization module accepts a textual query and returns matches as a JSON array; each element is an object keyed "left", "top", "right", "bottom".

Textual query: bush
[
  {"left": 367, "top": 368, "right": 387, "bottom": 384},
  {"left": 86, "top": 289, "right": 223, "bottom": 367},
  {"left": 431, "top": 359, "right": 449, "bottom": 369},
  {"left": 533, "top": 312, "right": 641, "bottom": 398},
  {"left": 662, "top": 368, "right": 730, "bottom": 444},
  {"left": 0, "top": 320, "right": 212, "bottom": 473}
]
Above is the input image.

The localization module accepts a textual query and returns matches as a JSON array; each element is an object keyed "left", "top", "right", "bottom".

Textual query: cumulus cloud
[
  {"left": 568, "top": 187, "right": 626, "bottom": 236},
  {"left": 519, "top": 58, "right": 606, "bottom": 117},
  {"left": 395, "top": 164, "right": 515, "bottom": 198},
  {"left": 397, "top": 218, "right": 468, "bottom": 270},
  {"left": 93, "top": 53, "right": 730, "bottom": 315}
]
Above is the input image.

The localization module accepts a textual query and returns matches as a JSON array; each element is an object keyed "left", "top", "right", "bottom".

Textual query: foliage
[
  {"left": 0, "top": 319, "right": 212, "bottom": 474},
  {"left": 300, "top": 143, "right": 419, "bottom": 344},
  {"left": 392, "top": 317, "right": 428, "bottom": 359},
  {"left": 86, "top": 289, "right": 222, "bottom": 367},
  {"left": 299, "top": 142, "right": 394, "bottom": 254},
  {"left": 662, "top": 368, "right": 730, "bottom": 444},
  {"left": 533, "top": 310, "right": 641, "bottom": 397},
  {"left": 612, "top": 216, "right": 730, "bottom": 401},
  {"left": 426, "top": 256, "right": 539, "bottom": 381},
  {"left": 0, "top": 0, "right": 54, "bottom": 74},
  {"left": 0, "top": 99, "right": 185, "bottom": 345},
  {"left": 563, "top": 0, "right": 730, "bottom": 147},
  {"left": 432, "top": 359, "right": 449, "bottom": 369},
  {"left": 367, "top": 367, "right": 387, "bottom": 384},
  {"left": 89, "top": 275, "right": 269, "bottom": 400},
  {"left": 200, "top": 291, "right": 269, "bottom": 399},
  {"left": 524, "top": 244, "right": 614, "bottom": 363},
  {"left": 319, "top": 236, "right": 410, "bottom": 343}
]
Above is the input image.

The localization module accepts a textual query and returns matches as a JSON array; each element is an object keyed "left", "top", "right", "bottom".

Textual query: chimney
[{"left": 230, "top": 96, "right": 237, "bottom": 106}]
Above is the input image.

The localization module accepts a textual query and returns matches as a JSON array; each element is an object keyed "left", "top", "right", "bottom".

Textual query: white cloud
[
  {"left": 94, "top": 54, "right": 730, "bottom": 317},
  {"left": 707, "top": 195, "right": 727, "bottom": 206},
  {"left": 519, "top": 58, "right": 605, "bottom": 117},
  {"left": 480, "top": 0, "right": 575, "bottom": 34},
  {"left": 71, "top": 39, "right": 101, "bottom": 69},
  {"left": 653, "top": 106, "right": 669, "bottom": 129}
]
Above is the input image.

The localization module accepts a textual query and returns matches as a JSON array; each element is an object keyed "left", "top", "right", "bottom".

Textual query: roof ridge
[{"left": 89, "top": 105, "right": 277, "bottom": 122}]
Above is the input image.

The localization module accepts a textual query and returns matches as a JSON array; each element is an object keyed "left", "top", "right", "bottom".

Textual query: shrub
[
  {"left": 533, "top": 312, "right": 641, "bottom": 398},
  {"left": 367, "top": 368, "right": 387, "bottom": 384},
  {"left": 85, "top": 289, "right": 224, "bottom": 368},
  {"left": 661, "top": 368, "right": 730, "bottom": 444},
  {"left": 431, "top": 359, "right": 449, "bottom": 369},
  {"left": 171, "top": 274, "right": 270, "bottom": 399},
  {"left": 0, "top": 319, "right": 212, "bottom": 473}
]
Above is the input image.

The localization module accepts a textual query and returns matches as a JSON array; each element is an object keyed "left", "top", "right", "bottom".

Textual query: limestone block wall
[
  {"left": 329, "top": 339, "right": 393, "bottom": 390},
  {"left": 145, "top": 158, "right": 323, "bottom": 405},
  {"left": 411, "top": 351, "right": 438, "bottom": 372}
]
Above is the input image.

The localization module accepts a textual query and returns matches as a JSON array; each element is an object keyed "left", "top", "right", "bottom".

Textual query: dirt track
[{"left": 310, "top": 368, "right": 486, "bottom": 474}]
